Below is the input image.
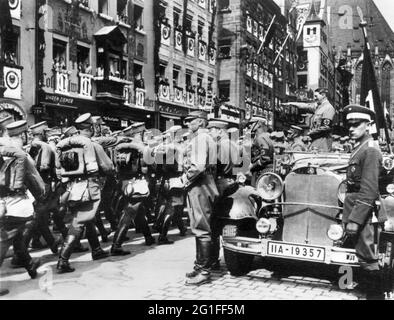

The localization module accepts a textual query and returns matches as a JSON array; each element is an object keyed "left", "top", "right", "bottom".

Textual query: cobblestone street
[{"left": 0, "top": 228, "right": 364, "bottom": 300}]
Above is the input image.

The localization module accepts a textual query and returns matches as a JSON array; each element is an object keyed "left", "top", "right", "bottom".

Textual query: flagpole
[
  {"left": 257, "top": 15, "right": 276, "bottom": 55},
  {"left": 359, "top": 19, "right": 392, "bottom": 151}
]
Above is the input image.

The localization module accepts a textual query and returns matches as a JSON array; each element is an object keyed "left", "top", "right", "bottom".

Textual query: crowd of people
[{"left": 0, "top": 86, "right": 388, "bottom": 298}]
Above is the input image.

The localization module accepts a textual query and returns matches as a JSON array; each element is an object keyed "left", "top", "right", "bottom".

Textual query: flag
[
  {"left": 262, "top": 21, "right": 276, "bottom": 49},
  {"left": 360, "top": 43, "right": 386, "bottom": 133}
]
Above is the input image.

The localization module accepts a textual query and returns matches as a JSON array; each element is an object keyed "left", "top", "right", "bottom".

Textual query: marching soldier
[
  {"left": 56, "top": 113, "right": 114, "bottom": 273},
  {"left": 342, "top": 104, "right": 386, "bottom": 300},
  {"left": 154, "top": 125, "right": 187, "bottom": 244},
  {"left": 109, "top": 122, "right": 155, "bottom": 256},
  {"left": 182, "top": 111, "right": 219, "bottom": 286},
  {"left": 0, "top": 120, "right": 46, "bottom": 296}
]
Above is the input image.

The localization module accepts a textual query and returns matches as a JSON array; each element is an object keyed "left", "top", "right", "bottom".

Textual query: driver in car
[{"left": 342, "top": 104, "right": 387, "bottom": 300}]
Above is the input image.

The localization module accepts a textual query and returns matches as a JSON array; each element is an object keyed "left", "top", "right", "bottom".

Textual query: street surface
[{"left": 0, "top": 227, "right": 364, "bottom": 300}]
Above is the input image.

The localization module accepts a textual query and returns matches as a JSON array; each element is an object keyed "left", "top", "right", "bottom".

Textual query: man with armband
[{"left": 56, "top": 113, "right": 114, "bottom": 273}]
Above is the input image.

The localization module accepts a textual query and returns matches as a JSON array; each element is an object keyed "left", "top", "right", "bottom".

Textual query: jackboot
[
  {"left": 158, "top": 214, "right": 174, "bottom": 245},
  {"left": 174, "top": 206, "right": 187, "bottom": 236},
  {"left": 57, "top": 234, "right": 78, "bottom": 274},
  {"left": 86, "top": 223, "right": 109, "bottom": 261},
  {"left": 25, "top": 258, "right": 41, "bottom": 279},
  {"left": 110, "top": 223, "right": 131, "bottom": 256},
  {"left": 95, "top": 213, "right": 109, "bottom": 243},
  {"left": 185, "top": 236, "right": 212, "bottom": 285},
  {"left": 208, "top": 237, "right": 221, "bottom": 271}
]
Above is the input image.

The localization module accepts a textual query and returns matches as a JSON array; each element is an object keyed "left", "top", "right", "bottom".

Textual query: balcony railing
[
  {"left": 173, "top": 87, "right": 184, "bottom": 104},
  {"left": 158, "top": 83, "right": 170, "bottom": 101},
  {"left": 79, "top": 73, "right": 93, "bottom": 98},
  {"left": 186, "top": 90, "right": 195, "bottom": 107},
  {"left": 54, "top": 68, "right": 71, "bottom": 94},
  {"left": 135, "top": 88, "right": 146, "bottom": 108},
  {"left": 94, "top": 75, "right": 132, "bottom": 102}
]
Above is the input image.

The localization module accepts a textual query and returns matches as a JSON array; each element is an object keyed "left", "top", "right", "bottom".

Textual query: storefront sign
[{"left": 41, "top": 92, "right": 75, "bottom": 106}]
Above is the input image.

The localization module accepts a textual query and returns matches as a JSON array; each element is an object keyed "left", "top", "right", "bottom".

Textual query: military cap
[
  {"left": 122, "top": 125, "right": 134, "bottom": 137},
  {"left": 185, "top": 110, "right": 208, "bottom": 122},
  {"left": 46, "top": 127, "right": 62, "bottom": 138},
  {"left": 207, "top": 120, "right": 229, "bottom": 130},
  {"left": 276, "top": 131, "right": 285, "bottom": 139},
  {"left": 91, "top": 116, "right": 105, "bottom": 125},
  {"left": 270, "top": 131, "right": 279, "bottom": 139},
  {"left": 164, "top": 125, "right": 183, "bottom": 134},
  {"left": 75, "top": 113, "right": 93, "bottom": 129},
  {"left": 343, "top": 104, "right": 375, "bottom": 122},
  {"left": 249, "top": 116, "right": 268, "bottom": 132},
  {"left": 340, "top": 136, "right": 349, "bottom": 142},
  {"left": 6, "top": 120, "right": 28, "bottom": 137},
  {"left": 290, "top": 125, "right": 303, "bottom": 132},
  {"left": 30, "top": 121, "right": 48, "bottom": 135},
  {"left": 315, "top": 87, "right": 329, "bottom": 95},
  {"left": 130, "top": 122, "right": 146, "bottom": 134},
  {"left": 0, "top": 116, "right": 14, "bottom": 129},
  {"left": 63, "top": 126, "right": 78, "bottom": 138}
]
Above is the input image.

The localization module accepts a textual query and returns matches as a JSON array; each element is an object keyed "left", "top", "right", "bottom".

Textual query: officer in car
[
  {"left": 56, "top": 113, "right": 114, "bottom": 273},
  {"left": 343, "top": 104, "right": 387, "bottom": 300},
  {"left": 286, "top": 125, "right": 307, "bottom": 152}
]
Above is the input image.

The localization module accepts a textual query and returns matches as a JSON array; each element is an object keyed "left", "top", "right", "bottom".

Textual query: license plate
[
  {"left": 267, "top": 241, "right": 326, "bottom": 262},
  {"left": 223, "top": 225, "right": 237, "bottom": 237}
]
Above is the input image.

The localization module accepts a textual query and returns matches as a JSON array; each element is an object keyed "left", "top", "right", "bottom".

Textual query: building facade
[{"left": 0, "top": 0, "right": 35, "bottom": 122}]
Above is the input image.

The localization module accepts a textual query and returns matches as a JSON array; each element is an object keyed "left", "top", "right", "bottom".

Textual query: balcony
[
  {"left": 186, "top": 90, "right": 195, "bottom": 107},
  {"left": 94, "top": 75, "right": 132, "bottom": 102},
  {"left": 158, "top": 83, "right": 170, "bottom": 101},
  {"left": 78, "top": 73, "right": 93, "bottom": 98},
  {"left": 54, "top": 68, "right": 71, "bottom": 94},
  {"left": 135, "top": 88, "right": 146, "bottom": 108},
  {"left": 173, "top": 86, "right": 184, "bottom": 104}
]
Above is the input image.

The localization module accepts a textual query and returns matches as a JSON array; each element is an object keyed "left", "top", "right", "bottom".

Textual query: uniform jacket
[
  {"left": 287, "top": 137, "right": 307, "bottom": 152},
  {"left": 251, "top": 132, "right": 274, "bottom": 172},
  {"left": 29, "top": 139, "right": 56, "bottom": 182},
  {"left": 216, "top": 134, "right": 240, "bottom": 177},
  {"left": 343, "top": 135, "right": 386, "bottom": 225},
  {"left": 183, "top": 128, "right": 219, "bottom": 233},
  {"left": 309, "top": 99, "right": 336, "bottom": 140}
]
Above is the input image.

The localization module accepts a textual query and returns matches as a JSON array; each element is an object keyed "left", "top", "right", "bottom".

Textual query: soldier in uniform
[
  {"left": 182, "top": 111, "right": 219, "bottom": 286},
  {"left": 342, "top": 104, "right": 386, "bottom": 300},
  {"left": 283, "top": 88, "right": 336, "bottom": 152},
  {"left": 56, "top": 113, "right": 114, "bottom": 273},
  {"left": 246, "top": 117, "right": 275, "bottom": 186},
  {"left": 287, "top": 125, "right": 307, "bottom": 152},
  {"left": 208, "top": 120, "right": 240, "bottom": 269},
  {"left": 109, "top": 122, "right": 155, "bottom": 256},
  {"left": 0, "top": 120, "right": 46, "bottom": 296},
  {"left": 0, "top": 116, "right": 13, "bottom": 137}
]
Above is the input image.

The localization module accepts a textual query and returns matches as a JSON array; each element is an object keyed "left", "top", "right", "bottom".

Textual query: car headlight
[
  {"left": 124, "top": 182, "right": 134, "bottom": 197},
  {"left": 327, "top": 224, "right": 344, "bottom": 241},
  {"left": 237, "top": 173, "right": 247, "bottom": 184},
  {"left": 256, "top": 218, "right": 271, "bottom": 234},
  {"left": 337, "top": 180, "right": 347, "bottom": 204},
  {"left": 256, "top": 173, "right": 284, "bottom": 201},
  {"left": 383, "top": 157, "right": 394, "bottom": 171},
  {"left": 282, "top": 154, "right": 291, "bottom": 165},
  {"left": 387, "top": 184, "right": 394, "bottom": 195}
]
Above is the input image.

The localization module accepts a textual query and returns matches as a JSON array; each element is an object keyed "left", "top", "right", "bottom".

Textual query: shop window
[
  {"left": 1, "top": 26, "right": 19, "bottom": 65},
  {"left": 98, "top": 0, "right": 108, "bottom": 15},
  {"left": 134, "top": 4, "right": 144, "bottom": 30},
  {"left": 218, "top": 80, "right": 230, "bottom": 101},
  {"left": 53, "top": 39, "right": 67, "bottom": 70},
  {"left": 77, "top": 46, "right": 90, "bottom": 73}
]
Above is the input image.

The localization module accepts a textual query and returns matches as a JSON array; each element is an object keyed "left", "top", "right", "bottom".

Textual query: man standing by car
[
  {"left": 182, "top": 111, "right": 219, "bottom": 286},
  {"left": 343, "top": 104, "right": 386, "bottom": 300}
]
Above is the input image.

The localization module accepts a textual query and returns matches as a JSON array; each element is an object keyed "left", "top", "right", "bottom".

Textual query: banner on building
[
  {"left": 175, "top": 30, "right": 183, "bottom": 51},
  {"left": 161, "top": 23, "right": 171, "bottom": 46},
  {"left": 3, "top": 66, "right": 21, "bottom": 99},
  {"left": 295, "top": 3, "right": 312, "bottom": 41},
  {"left": 8, "top": 0, "right": 21, "bottom": 20}
]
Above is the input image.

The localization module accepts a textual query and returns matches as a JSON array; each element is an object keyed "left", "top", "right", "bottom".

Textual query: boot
[
  {"left": 95, "top": 214, "right": 109, "bottom": 243},
  {"left": 26, "top": 258, "right": 41, "bottom": 279},
  {"left": 365, "top": 270, "right": 385, "bottom": 300},
  {"left": 208, "top": 237, "right": 221, "bottom": 271},
  {"left": 49, "top": 237, "right": 62, "bottom": 254},
  {"left": 10, "top": 254, "right": 25, "bottom": 269},
  {"left": 73, "top": 240, "right": 89, "bottom": 253},
  {"left": 57, "top": 234, "right": 78, "bottom": 274},
  {"left": 174, "top": 206, "right": 187, "bottom": 236},
  {"left": 185, "top": 236, "right": 212, "bottom": 285},
  {"left": 158, "top": 214, "right": 174, "bottom": 245},
  {"left": 110, "top": 224, "right": 131, "bottom": 256},
  {"left": 0, "top": 289, "right": 9, "bottom": 296},
  {"left": 86, "top": 223, "right": 109, "bottom": 261}
]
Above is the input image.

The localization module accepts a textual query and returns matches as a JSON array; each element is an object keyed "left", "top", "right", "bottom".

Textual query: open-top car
[{"left": 219, "top": 151, "right": 394, "bottom": 291}]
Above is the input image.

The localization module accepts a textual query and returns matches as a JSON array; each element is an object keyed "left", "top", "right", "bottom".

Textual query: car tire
[{"left": 223, "top": 248, "right": 254, "bottom": 276}]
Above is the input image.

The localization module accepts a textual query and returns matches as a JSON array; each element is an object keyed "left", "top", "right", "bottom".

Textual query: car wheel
[{"left": 223, "top": 248, "right": 254, "bottom": 276}]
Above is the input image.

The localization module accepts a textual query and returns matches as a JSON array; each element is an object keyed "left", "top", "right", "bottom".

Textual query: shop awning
[{"left": 94, "top": 26, "right": 126, "bottom": 43}]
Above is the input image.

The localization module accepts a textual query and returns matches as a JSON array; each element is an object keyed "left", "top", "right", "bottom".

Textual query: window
[
  {"left": 298, "top": 75, "right": 307, "bottom": 89},
  {"left": 173, "top": 67, "right": 180, "bottom": 87},
  {"left": 173, "top": 9, "right": 180, "bottom": 28},
  {"left": 218, "top": 39, "right": 231, "bottom": 59},
  {"left": 77, "top": 46, "right": 90, "bottom": 73},
  {"left": 198, "top": 21, "right": 204, "bottom": 39},
  {"left": 1, "top": 26, "right": 19, "bottom": 65},
  {"left": 134, "top": 63, "right": 144, "bottom": 88},
  {"left": 218, "top": 80, "right": 230, "bottom": 101},
  {"left": 186, "top": 69, "right": 193, "bottom": 90},
  {"left": 208, "top": 77, "right": 214, "bottom": 91},
  {"left": 185, "top": 15, "right": 193, "bottom": 33},
  {"left": 98, "top": 0, "right": 108, "bottom": 15},
  {"left": 117, "top": 0, "right": 128, "bottom": 23},
  {"left": 134, "top": 5, "right": 143, "bottom": 30},
  {"left": 53, "top": 39, "right": 67, "bottom": 69},
  {"left": 197, "top": 73, "right": 204, "bottom": 87},
  {"left": 217, "top": 0, "right": 230, "bottom": 10}
]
